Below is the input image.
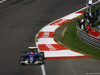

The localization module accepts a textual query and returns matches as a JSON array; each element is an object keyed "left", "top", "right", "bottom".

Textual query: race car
[{"left": 20, "top": 47, "right": 44, "bottom": 65}]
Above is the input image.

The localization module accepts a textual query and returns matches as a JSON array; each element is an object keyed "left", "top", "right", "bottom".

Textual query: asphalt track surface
[{"left": 0, "top": 0, "right": 100, "bottom": 75}]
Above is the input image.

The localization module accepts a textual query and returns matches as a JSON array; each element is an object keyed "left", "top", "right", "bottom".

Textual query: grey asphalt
[{"left": 0, "top": 0, "right": 100, "bottom": 75}]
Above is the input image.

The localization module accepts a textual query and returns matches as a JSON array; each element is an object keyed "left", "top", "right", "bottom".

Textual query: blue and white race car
[{"left": 20, "top": 47, "right": 44, "bottom": 65}]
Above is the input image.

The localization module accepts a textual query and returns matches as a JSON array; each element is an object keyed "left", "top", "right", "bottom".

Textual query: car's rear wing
[{"left": 28, "top": 47, "right": 38, "bottom": 53}]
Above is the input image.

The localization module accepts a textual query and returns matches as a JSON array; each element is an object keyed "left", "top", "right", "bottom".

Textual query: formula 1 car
[{"left": 20, "top": 47, "right": 44, "bottom": 65}]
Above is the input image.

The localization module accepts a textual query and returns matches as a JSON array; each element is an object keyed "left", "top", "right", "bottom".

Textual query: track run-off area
[{"left": 0, "top": 0, "right": 100, "bottom": 75}]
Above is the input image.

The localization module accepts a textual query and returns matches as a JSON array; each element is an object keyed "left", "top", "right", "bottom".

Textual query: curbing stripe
[
  {"left": 43, "top": 50, "right": 85, "bottom": 58},
  {"left": 37, "top": 38, "right": 57, "bottom": 44},
  {"left": 38, "top": 32, "right": 53, "bottom": 38},
  {"left": 40, "top": 26, "right": 59, "bottom": 32},
  {"left": 38, "top": 44, "right": 68, "bottom": 51}
]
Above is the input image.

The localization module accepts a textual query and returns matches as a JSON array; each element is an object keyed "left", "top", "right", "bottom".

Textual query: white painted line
[
  {"left": 41, "top": 64, "right": 46, "bottom": 75},
  {"left": 40, "top": 26, "right": 59, "bottom": 32},
  {"left": 43, "top": 50, "right": 84, "bottom": 57},
  {"left": 37, "top": 38, "right": 57, "bottom": 44},
  {"left": 0, "top": 1, "right": 4, "bottom": 3},
  {"left": 0, "top": 0, "right": 6, "bottom": 3}
]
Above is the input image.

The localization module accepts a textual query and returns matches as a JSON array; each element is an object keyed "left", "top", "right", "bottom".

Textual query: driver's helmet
[{"left": 30, "top": 52, "right": 34, "bottom": 55}]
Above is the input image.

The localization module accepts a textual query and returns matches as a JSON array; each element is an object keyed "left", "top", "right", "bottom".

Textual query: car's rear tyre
[
  {"left": 40, "top": 52, "right": 44, "bottom": 59},
  {"left": 39, "top": 56, "right": 44, "bottom": 64}
]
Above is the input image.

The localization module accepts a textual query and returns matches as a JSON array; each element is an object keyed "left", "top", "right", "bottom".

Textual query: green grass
[{"left": 61, "top": 18, "right": 100, "bottom": 59}]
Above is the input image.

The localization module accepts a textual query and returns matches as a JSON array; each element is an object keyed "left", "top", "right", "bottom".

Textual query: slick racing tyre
[
  {"left": 40, "top": 52, "right": 44, "bottom": 59},
  {"left": 39, "top": 56, "right": 43, "bottom": 64},
  {"left": 20, "top": 56, "right": 25, "bottom": 65}
]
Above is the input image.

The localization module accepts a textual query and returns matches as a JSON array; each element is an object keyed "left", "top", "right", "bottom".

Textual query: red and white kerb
[{"left": 36, "top": 11, "right": 90, "bottom": 59}]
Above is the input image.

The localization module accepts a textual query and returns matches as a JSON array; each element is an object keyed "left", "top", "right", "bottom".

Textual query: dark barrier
[
  {"left": 76, "top": 24, "right": 100, "bottom": 49},
  {"left": 92, "top": 8, "right": 100, "bottom": 20}
]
